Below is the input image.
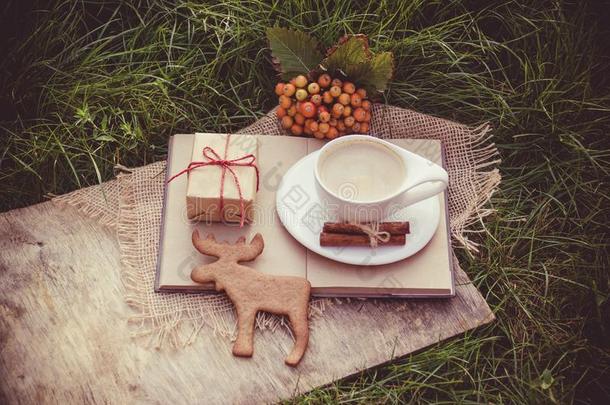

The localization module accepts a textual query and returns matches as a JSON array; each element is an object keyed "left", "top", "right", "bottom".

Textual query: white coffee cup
[{"left": 314, "top": 135, "right": 448, "bottom": 223}]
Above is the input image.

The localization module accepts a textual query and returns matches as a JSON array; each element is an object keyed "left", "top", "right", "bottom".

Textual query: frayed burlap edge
[
  {"left": 448, "top": 123, "right": 501, "bottom": 252},
  {"left": 53, "top": 178, "right": 120, "bottom": 229}
]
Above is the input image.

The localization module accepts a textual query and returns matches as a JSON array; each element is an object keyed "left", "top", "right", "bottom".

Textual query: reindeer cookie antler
[{"left": 191, "top": 231, "right": 311, "bottom": 366}]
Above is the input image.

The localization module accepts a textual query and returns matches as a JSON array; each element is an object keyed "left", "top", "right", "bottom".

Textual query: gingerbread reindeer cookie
[{"left": 190, "top": 231, "right": 311, "bottom": 366}]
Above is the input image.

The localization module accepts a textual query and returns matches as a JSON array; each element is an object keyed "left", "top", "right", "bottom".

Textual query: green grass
[{"left": 1, "top": 0, "right": 608, "bottom": 403}]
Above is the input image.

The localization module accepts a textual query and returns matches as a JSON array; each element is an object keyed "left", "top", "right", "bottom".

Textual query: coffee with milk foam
[{"left": 318, "top": 139, "right": 406, "bottom": 202}]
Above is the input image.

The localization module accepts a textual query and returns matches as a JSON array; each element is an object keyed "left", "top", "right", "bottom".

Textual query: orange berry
[
  {"left": 294, "top": 75, "right": 308, "bottom": 88},
  {"left": 294, "top": 113, "right": 305, "bottom": 125},
  {"left": 275, "top": 82, "right": 285, "bottom": 96},
  {"left": 356, "top": 88, "right": 367, "bottom": 98},
  {"left": 343, "top": 82, "right": 356, "bottom": 94},
  {"left": 329, "top": 118, "right": 338, "bottom": 127},
  {"left": 338, "top": 93, "right": 350, "bottom": 105},
  {"left": 313, "top": 131, "right": 325, "bottom": 139},
  {"left": 336, "top": 121, "right": 346, "bottom": 131},
  {"left": 361, "top": 100, "right": 371, "bottom": 110},
  {"left": 331, "top": 78, "right": 343, "bottom": 87},
  {"left": 343, "top": 106, "right": 352, "bottom": 117},
  {"left": 300, "top": 102, "right": 317, "bottom": 118},
  {"left": 352, "top": 122, "right": 361, "bottom": 132},
  {"left": 364, "top": 111, "right": 371, "bottom": 122},
  {"left": 359, "top": 122, "right": 369, "bottom": 133},
  {"left": 309, "top": 120, "right": 319, "bottom": 132},
  {"left": 295, "top": 88, "right": 308, "bottom": 101},
  {"left": 322, "top": 91, "right": 334, "bottom": 104},
  {"left": 276, "top": 107, "right": 287, "bottom": 118},
  {"left": 319, "top": 111, "right": 331, "bottom": 123},
  {"left": 353, "top": 107, "right": 366, "bottom": 122},
  {"left": 279, "top": 95, "right": 292, "bottom": 109},
  {"left": 287, "top": 105, "right": 297, "bottom": 117},
  {"left": 332, "top": 103, "right": 344, "bottom": 117},
  {"left": 350, "top": 93, "right": 362, "bottom": 107},
  {"left": 303, "top": 125, "right": 313, "bottom": 136},
  {"left": 344, "top": 116, "right": 355, "bottom": 127},
  {"left": 289, "top": 78, "right": 297, "bottom": 86},
  {"left": 326, "top": 127, "right": 339, "bottom": 139},
  {"left": 281, "top": 116, "right": 293, "bottom": 129},
  {"left": 311, "top": 94, "right": 322, "bottom": 105},
  {"left": 291, "top": 124, "right": 304, "bottom": 136},
  {"left": 319, "top": 122, "right": 330, "bottom": 133},
  {"left": 329, "top": 85, "right": 342, "bottom": 98},
  {"left": 283, "top": 83, "right": 296, "bottom": 97},
  {"left": 317, "top": 74, "right": 331, "bottom": 88},
  {"left": 318, "top": 105, "right": 329, "bottom": 114},
  {"left": 307, "top": 82, "right": 320, "bottom": 94}
]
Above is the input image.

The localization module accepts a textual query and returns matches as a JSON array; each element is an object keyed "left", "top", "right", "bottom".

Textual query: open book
[{"left": 155, "top": 133, "right": 454, "bottom": 297}]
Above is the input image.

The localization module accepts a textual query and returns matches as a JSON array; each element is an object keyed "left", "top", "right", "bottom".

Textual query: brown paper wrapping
[{"left": 186, "top": 133, "right": 258, "bottom": 223}]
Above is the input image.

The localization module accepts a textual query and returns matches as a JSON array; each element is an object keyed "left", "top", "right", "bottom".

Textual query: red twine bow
[{"left": 167, "top": 135, "right": 259, "bottom": 227}]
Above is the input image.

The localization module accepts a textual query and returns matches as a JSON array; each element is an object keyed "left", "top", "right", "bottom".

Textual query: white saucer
[{"left": 276, "top": 151, "right": 441, "bottom": 266}]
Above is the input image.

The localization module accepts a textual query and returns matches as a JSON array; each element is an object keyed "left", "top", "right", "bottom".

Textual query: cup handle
[{"left": 396, "top": 166, "right": 448, "bottom": 207}]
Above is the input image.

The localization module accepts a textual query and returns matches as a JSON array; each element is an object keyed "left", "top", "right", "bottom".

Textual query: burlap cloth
[{"left": 55, "top": 104, "right": 500, "bottom": 346}]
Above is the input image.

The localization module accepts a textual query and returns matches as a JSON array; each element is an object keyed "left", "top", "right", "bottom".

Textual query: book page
[{"left": 157, "top": 134, "right": 308, "bottom": 290}]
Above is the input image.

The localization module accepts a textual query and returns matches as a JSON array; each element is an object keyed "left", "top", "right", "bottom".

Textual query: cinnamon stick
[
  {"left": 322, "top": 221, "right": 410, "bottom": 235},
  {"left": 319, "top": 232, "right": 406, "bottom": 247}
]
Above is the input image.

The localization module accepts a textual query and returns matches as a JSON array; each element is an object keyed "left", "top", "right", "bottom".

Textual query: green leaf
[
  {"left": 266, "top": 27, "right": 323, "bottom": 80},
  {"left": 345, "top": 62, "right": 373, "bottom": 83},
  {"left": 539, "top": 369, "right": 554, "bottom": 390},
  {"left": 360, "top": 51, "right": 394, "bottom": 94},
  {"left": 94, "top": 134, "right": 116, "bottom": 143},
  {"left": 321, "top": 36, "right": 394, "bottom": 95},
  {"left": 321, "top": 36, "right": 369, "bottom": 78}
]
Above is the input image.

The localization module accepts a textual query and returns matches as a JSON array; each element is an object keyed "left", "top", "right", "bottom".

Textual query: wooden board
[{"left": 0, "top": 200, "right": 494, "bottom": 404}]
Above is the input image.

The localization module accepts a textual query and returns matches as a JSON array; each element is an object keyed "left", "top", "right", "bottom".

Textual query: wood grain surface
[{"left": 0, "top": 201, "right": 494, "bottom": 404}]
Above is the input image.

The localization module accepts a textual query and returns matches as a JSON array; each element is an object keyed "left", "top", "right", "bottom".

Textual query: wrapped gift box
[{"left": 186, "top": 133, "right": 258, "bottom": 223}]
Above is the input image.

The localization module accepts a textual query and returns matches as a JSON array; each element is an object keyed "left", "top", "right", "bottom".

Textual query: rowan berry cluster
[{"left": 275, "top": 74, "right": 371, "bottom": 139}]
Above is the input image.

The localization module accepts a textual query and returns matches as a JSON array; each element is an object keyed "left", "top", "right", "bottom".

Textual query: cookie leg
[
  {"left": 285, "top": 308, "right": 309, "bottom": 366},
  {"left": 233, "top": 308, "right": 256, "bottom": 357}
]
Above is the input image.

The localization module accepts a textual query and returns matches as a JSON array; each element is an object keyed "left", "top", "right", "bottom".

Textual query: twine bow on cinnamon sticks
[
  {"left": 320, "top": 221, "right": 410, "bottom": 247},
  {"left": 167, "top": 135, "right": 260, "bottom": 227},
  {"left": 350, "top": 223, "right": 391, "bottom": 248}
]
